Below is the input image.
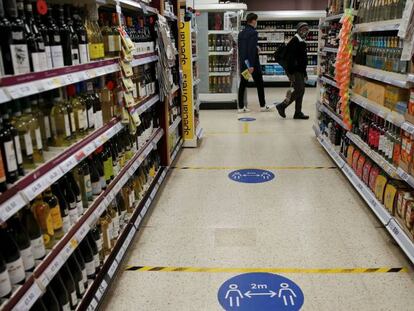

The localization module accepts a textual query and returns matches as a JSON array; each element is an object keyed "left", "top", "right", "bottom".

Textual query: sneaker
[
  {"left": 260, "top": 105, "right": 273, "bottom": 112},
  {"left": 238, "top": 109, "right": 245, "bottom": 113},
  {"left": 293, "top": 112, "right": 310, "bottom": 120},
  {"left": 276, "top": 103, "right": 286, "bottom": 118},
  {"left": 243, "top": 108, "right": 251, "bottom": 113}
]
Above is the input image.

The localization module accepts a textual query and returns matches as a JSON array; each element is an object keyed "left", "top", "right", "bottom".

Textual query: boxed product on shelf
[
  {"left": 384, "top": 85, "right": 409, "bottom": 112},
  {"left": 405, "top": 89, "right": 414, "bottom": 124},
  {"left": 396, "top": 191, "right": 414, "bottom": 241}
]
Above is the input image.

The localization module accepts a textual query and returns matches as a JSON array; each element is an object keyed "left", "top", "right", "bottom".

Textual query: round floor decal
[
  {"left": 218, "top": 273, "right": 304, "bottom": 310},
  {"left": 238, "top": 117, "right": 256, "bottom": 122},
  {"left": 229, "top": 169, "right": 275, "bottom": 183}
]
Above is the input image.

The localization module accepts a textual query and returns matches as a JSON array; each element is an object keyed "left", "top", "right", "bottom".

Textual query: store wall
[{"left": 245, "top": 0, "right": 327, "bottom": 10}]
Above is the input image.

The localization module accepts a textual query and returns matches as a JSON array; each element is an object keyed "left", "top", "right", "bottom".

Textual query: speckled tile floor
[{"left": 101, "top": 88, "right": 414, "bottom": 310}]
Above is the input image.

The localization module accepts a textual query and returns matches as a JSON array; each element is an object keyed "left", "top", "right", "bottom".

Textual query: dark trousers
[
  {"left": 284, "top": 72, "right": 305, "bottom": 113},
  {"left": 238, "top": 69, "right": 266, "bottom": 109}
]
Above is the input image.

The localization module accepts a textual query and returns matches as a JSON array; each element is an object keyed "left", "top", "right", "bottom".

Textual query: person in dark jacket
[
  {"left": 238, "top": 13, "right": 272, "bottom": 113},
  {"left": 275, "top": 22, "right": 310, "bottom": 120}
]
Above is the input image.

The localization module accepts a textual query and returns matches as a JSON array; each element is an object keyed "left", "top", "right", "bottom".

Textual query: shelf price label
[
  {"left": 60, "top": 155, "right": 78, "bottom": 174},
  {"left": 134, "top": 214, "right": 143, "bottom": 228},
  {"left": 87, "top": 298, "right": 99, "bottom": 311},
  {"left": 402, "top": 122, "right": 414, "bottom": 134},
  {"left": 108, "top": 259, "right": 119, "bottom": 278},
  {"left": 0, "top": 193, "right": 26, "bottom": 223},
  {"left": 75, "top": 223, "right": 90, "bottom": 241},
  {"left": 23, "top": 178, "right": 48, "bottom": 201},
  {"left": 95, "top": 279, "right": 108, "bottom": 301},
  {"left": 14, "top": 282, "right": 43, "bottom": 311},
  {"left": 397, "top": 167, "right": 411, "bottom": 183},
  {"left": 7, "top": 83, "right": 37, "bottom": 99}
]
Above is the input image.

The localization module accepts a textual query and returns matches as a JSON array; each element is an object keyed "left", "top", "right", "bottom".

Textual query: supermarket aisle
[{"left": 102, "top": 88, "right": 414, "bottom": 310}]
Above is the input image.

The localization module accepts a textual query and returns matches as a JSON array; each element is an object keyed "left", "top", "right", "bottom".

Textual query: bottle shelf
[
  {"left": 208, "top": 49, "right": 234, "bottom": 56},
  {"left": 0, "top": 119, "right": 124, "bottom": 224},
  {"left": 77, "top": 165, "right": 168, "bottom": 311},
  {"left": 317, "top": 101, "right": 348, "bottom": 130},
  {"left": 1, "top": 128, "right": 164, "bottom": 311},
  {"left": 258, "top": 40, "right": 284, "bottom": 44},
  {"left": 168, "top": 116, "right": 182, "bottom": 134},
  {"left": 345, "top": 132, "right": 401, "bottom": 179},
  {"left": 352, "top": 64, "right": 410, "bottom": 89},
  {"left": 170, "top": 138, "right": 183, "bottom": 163},
  {"left": 0, "top": 53, "right": 158, "bottom": 104},
  {"left": 128, "top": 94, "right": 160, "bottom": 116},
  {"left": 325, "top": 13, "right": 344, "bottom": 21},
  {"left": 314, "top": 126, "right": 414, "bottom": 263},
  {"left": 322, "top": 47, "right": 339, "bottom": 53},
  {"left": 349, "top": 92, "right": 405, "bottom": 127},
  {"left": 353, "top": 19, "right": 402, "bottom": 33},
  {"left": 319, "top": 75, "right": 338, "bottom": 88},
  {"left": 209, "top": 72, "right": 232, "bottom": 77},
  {"left": 208, "top": 30, "right": 235, "bottom": 34},
  {"left": 164, "top": 11, "right": 178, "bottom": 21}
]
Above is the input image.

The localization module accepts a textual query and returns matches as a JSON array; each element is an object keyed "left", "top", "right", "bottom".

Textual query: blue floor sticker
[
  {"left": 238, "top": 117, "right": 256, "bottom": 122},
  {"left": 229, "top": 169, "right": 275, "bottom": 184},
  {"left": 218, "top": 273, "right": 304, "bottom": 310}
]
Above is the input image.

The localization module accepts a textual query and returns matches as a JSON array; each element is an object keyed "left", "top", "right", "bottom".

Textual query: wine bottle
[
  {"left": 0, "top": 253, "right": 12, "bottom": 299},
  {"left": 100, "top": 210, "right": 112, "bottom": 255},
  {"left": 61, "top": 88, "right": 77, "bottom": 141},
  {"left": 30, "top": 97, "right": 49, "bottom": 152},
  {"left": 45, "top": 5, "right": 64, "bottom": 68},
  {"left": 103, "top": 144, "right": 114, "bottom": 183},
  {"left": 5, "top": 0, "right": 30, "bottom": 74},
  {"left": 93, "top": 150, "right": 106, "bottom": 190},
  {"left": 0, "top": 226, "right": 25, "bottom": 285},
  {"left": 59, "top": 176, "right": 79, "bottom": 225},
  {"left": 91, "top": 225, "right": 103, "bottom": 263},
  {"left": 42, "top": 286, "right": 60, "bottom": 311},
  {"left": 64, "top": 5, "right": 79, "bottom": 66},
  {"left": 50, "top": 274, "right": 71, "bottom": 311},
  {"left": 59, "top": 265, "right": 78, "bottom": 309},
  {"left": 74, "top": 247, "right": 88, "bottom": 289},
  {"left": 0, "top": 0, "right": 12, "bottom": 75},
  {"left": 50, "top": 90, "right": 72, "bottom": 147},
  {"left": 32, "top": 2, "right": 52, "bottom": 69},
  {"left": 30, "top": 298, "right": 47, "bottom": 311},
  {"left": 87, "top": 232, "right": 100, "bottom": 270},
  {"left": 21, "top": 205, "right": 46, "bottom": 260},
  {"left": 0, "top": 113, "right": 19, "bottom": 186},
  {"left": 67, "top": 171, "right": 83, "bottom": 216},
  {"left": 79, "top": 237, "right": 96, "bottom": 279},
  {"left": 31, "top": 194, "right": 54, "bottom": 249},
  {"left": 109, "top": 200, "right": 119, "bottom": 245},
  {"left": 67, "top": 254, "right": 85, "bottom": 298},
  {"left": 68, "top": 85, "right": 87, "bottom": 138},
  {"left": 89, "top": 156, "right": 102, "bottom": 198},
  {"left": 54, "top": 5, "right": 72, "bottom": 66},
  {"left": 50, "top": 182, "right": 70, "bottom": 234},
  {"left": 73, "top": 7, "right": 89, "bottom": 64},
  {"left": 43, "top": 187, "right": 64, "bottom": 240},
  {"left": 85, "top": 10, "right": 104, "bottom": 60},
  {"left": 116, "top": 193, "right": 127, "bottom": 229},
  {"left": 8, "top": 215, "right": 35, "bottom": 273},
  {"left": 38, "top": 95, "right": 53, "bottom": 147},
  {"left": 21, "top": 98, "right": 44, "bottom": 164}
]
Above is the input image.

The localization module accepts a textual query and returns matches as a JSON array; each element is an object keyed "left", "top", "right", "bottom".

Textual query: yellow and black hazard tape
[
  {"left": 171, "top": 166, "right": 337, "bottom": 170},
  {"left": 125, "top": 266, "right": 408, "bottom": 274}
]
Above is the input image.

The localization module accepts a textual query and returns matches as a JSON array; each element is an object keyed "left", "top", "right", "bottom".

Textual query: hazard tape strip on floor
[
  {"left": 171, "top": 166, "right": 338, "bottom": 170},
  {"left": 125, "top": 266, "right": 408, "bottom": 274}
]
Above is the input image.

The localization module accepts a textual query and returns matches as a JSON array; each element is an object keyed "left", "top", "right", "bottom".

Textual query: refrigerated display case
[{"left": 195, "top": 2, "right": 247, "bottom": 107}]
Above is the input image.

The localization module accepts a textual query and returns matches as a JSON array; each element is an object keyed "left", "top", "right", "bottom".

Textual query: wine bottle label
[
  {"left": 121, "top": 210, "right": 127, "bottom": 226},
  {"left": 89, "top": 43, "right": 104, "bottom": 60},
  {"left": 69, "top": 204, "right": 79, "bottom": 224},
  {"left": 20, "top": 246, "right": 35, "bottom": 271},
  {"left": 104, "top": 225, "right": 111, "bottom": 249},
  {"left": 70, "top": 291, "right": 78, "bottom": 307},
  {"left": 85, "top": 261, "right": 95, "bottom": 276},
  {"left": 50, "top": 206, "right": 63, "bottom": 229},
  {"left": 77, "top": 200, "right": 83, "bottom": 216},
  {"left": 87, "top": 108, "right": 95, "bottom": 128},
  {"left": 129, "top": 192, "right": 135, "bottom": 206},
  {"left": 94, "top": 111, "right": 103, "bottom": 129},
  {"left": 43, "top": 116, "right": 51, "bottom": 139},
  {"left": 92, "top": 181, "right": 101, "bottom": 196},
  {"left": 113, "top": 161, "right": 119, "bottom": 176},
  {"left": 23, "top": 133, "right": 34, "bottom": 156},
  {"left": 78, "top": 280, "right": 85, "bottom": 295},
  {"left": 51, "top": 45, "right": 64, "bottom": 68},
  {"left": 45, "top": 213, "right": 54, "bottom": 236},
  {"left": 31, "top": 52, "right": 48, "bottom": 72},
  {"left": 6, "top": 257, "right": 25, "bottom": 285},
  {"left": 4, "top": 140, "right": 18, "bottom": 173},
  {"left": 100, "top": 176, "right": 106, "bottom": 190},
  {"left": 112, "top": 216, "right": 120, "bottom": 238},
  {"left": 54, "top": 35, "right": 61, "bottom": 43},
  {"left": 70, "top": 112, "right": 77, "bottom": 134},
  {"left": 31, "top": 236, "right": 46, "bottom": 259},
  {"left": 62, "top": 215, "right": 71, "bottom": 233},
  {"left": 104, "top": 159, "right": 112, "bottom": 182},
  {"left": 62, "top": 303, "right": 71, "bottom": 311},
  {"left": 10, "top": 44, "right": 30, "bottom": 75},
  {"left": 12, "top": 135, "right": 23, "bottom": 166},
  {"left": 0, "top": 269, "right": 12, "bottom": 298},
  {"left": 64, "top": 114, "right": 71, "bottom": 138},
  {"left": 35, "top": 128, "right": 42, "bottom": 150},
  {"left": 77, "top": 111, "right": 86, "bottom": 130},
  {"left": 12, "top": 31, "right": 23, "bottom": 41},
  {"left": 79, "top": 44, "right": 89, "bottom": 64},
  {"left": 71, "top": 49, "right": 80, "bottom": 66},
  {"left": 45, "top": 45, "right": 53, "bottom": 69},
  {"left": 94, "top": 253, "right": 99, "bottom": 268},
  {"left": 96, "top": 237, "right": 103, "bottom": 252},
  {"left": 81, "top": 268, "right": 87, "bottom": 284},
  {"left": 84, "top": 174, "right": 93, "bottom": 201}
]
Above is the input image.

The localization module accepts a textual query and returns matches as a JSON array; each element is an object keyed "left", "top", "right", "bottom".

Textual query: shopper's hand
[
  {"left": 304, "top": 74, "right": 308, "bottom": 82},
  {"left": 248, "top": 67, "right": 254, "bottom": 74}
]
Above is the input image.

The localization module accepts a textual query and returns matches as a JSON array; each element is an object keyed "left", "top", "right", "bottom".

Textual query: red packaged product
[
  {"left": 356, "top": 154, "right": 366, "bottom": 179},
  {"left": 362, "top": 160, "right": 373, "bottom": 185},
  {"left": 369, "top": 166, "right": 381, "bottom": 192},
  {"left": 352, "top": 150, "right": 361, "bottom": 172}
]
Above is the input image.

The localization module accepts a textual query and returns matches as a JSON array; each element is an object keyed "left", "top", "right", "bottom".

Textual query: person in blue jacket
[{"left": 238, "top": 13, "right": 272, "bottom": 113}]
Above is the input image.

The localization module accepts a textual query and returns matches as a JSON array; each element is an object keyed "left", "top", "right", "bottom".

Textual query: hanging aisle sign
[{"left": 179, "top": 17, "right": 194, "bottom": 142}]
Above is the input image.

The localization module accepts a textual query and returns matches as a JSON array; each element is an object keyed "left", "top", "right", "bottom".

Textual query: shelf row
[
  {"left": 317, "top": 101, "right": 347, "bottom": 130},
  {"left": 322, "top": 46, "right": 339, "bottom": 53},
  {"left": 0, "top": 53, "right": 159, "bottom": 104},
  {"left": 352, "top": 64, "right": 410, "bottom": 89},
  {"left": 208, "top": 49, "right": 234, "bottom": 56},
  {"left": 0, "top": 94, "right": 160, "bottom": 224},
  {"left": 257, "top": 29, "right": 319, "bottom": 33},
  {"left": 313, "top": 125, "right": 414, "bottom": 263},
  {"left": 252, "top": 75, "right": 318, "bottom": 82},
  {"left": 2, "top": 128, "right": 165, "bottom": 311},
  {"left": 319, "top": 75, "right": 338, "bottom": 88},
  {"left": 168, "top": 116, "right": 182, "bottom": 134}
]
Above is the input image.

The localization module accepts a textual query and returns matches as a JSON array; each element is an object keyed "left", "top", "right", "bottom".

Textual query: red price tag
[{"left": 37, "top": 0, "right": 48, "bottom": 15}]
